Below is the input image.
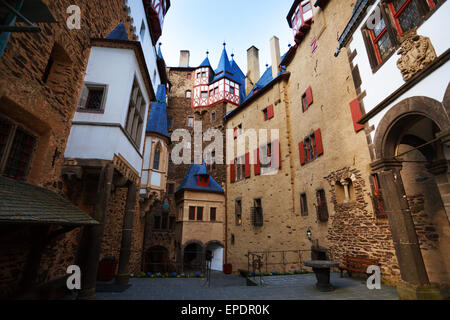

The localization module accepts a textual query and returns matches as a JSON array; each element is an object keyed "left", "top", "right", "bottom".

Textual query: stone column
[
  {"left": 371, "top": 159, "right": 441, "bottom": 299},
  {"left": 116, "top": 182, "right": 137, "bottom": 285},
  {"left": 77, "top": 163, "right": 114, "bottom": 299}
]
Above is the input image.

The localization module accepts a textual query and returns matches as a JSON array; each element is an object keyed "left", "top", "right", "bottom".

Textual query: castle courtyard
[{"left": 84, "top": 272, "right": 398, "bottom": 300}]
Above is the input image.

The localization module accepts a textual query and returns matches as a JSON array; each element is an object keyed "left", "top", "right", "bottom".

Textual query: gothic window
[
  {"left": 153, "top": 145, "right": 161, "bottom": 170},
  {"left": 125, "top": 79, "right": 146, "bottom": 148},
  {"left": 0, "top": 117, "right": 36, "bottom": 181},
  {"left": 300, "top": 193, "right": 308, "bottom": 216},
  {"left": 77, "top": 83, "right": 107, "bottom": 112},
  {"left": 235, "top": 199, "right": 242, "bottom": 226}
]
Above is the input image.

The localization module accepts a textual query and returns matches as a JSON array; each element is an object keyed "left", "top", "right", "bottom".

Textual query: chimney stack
[
  {"left": 270, "top": 36, "right": 281, "bottom": 79},
  {"left": 246, "top": 46, "right": 260, "bottom": 97},
  {"left": 179, "top": 50, "right": 190, "bottom": 67}
]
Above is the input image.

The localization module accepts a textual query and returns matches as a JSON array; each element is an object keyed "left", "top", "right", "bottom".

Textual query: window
[
  {"left": 153, "top": 145, "right": 161, "bottom": 170},
  {"left": 77, "top": 84, "right": 107, "bottom": 112},
  {"left": 209, "top": 89, "right": 214, "bottom": 96},
  {"left": 0, "top": 117, "right": 36, "bottom": 181},
  {"left": 196, "top": 73, "right": 201, "bottom": 79},
  {"left": 233, "top": 124, "right": 243, "bottom": 139},
  {"left": 153, "top": 215, "right": 161, "bottom": 229},
  {"left": 234, "top": 156, "right": 246, "bottom": 181},
  {"left": 251, "top": 199, "right": 263, "bottom": 227},
  {"left": 211, "top": 112, "right": 216, "bottom": 123},
  {"left": 235, "top": 199, "right": 242, "bottom": 226},
  {"left": 263, "top": 105, "right": 274, "bottom": 120},
  {"left": 185, "top": 90, "right": 191, "bottom": 98},
  {"left": 153, "top": 214, "right": 175, "bottom": 231},
  {"left": 42, "top": 43, "right": 72, "bottom": 87},
  {"left": 198, "top": 175, "right": 209, "bottom": 187},
  {"left": 311, "top": 37, "right": 318, "bottom": 53},
  {"left": 210, "top": 207, "right": 217, "bottom": 221},
  {"left": 299, "top": 129, "right": 323, "bottom": 165},
  {"left": 261, "top": 143, "right": 272, "bottom": 168},
  {"left": 229, "top": 86, "right": 235, "bottom": 94},
  {"left": 201, "top": 91, "right": 208, "bottom": 98},
  {"left": 125, "top": 79, "right": 146, "bottom": 147},
  {"left": 362, "top": 1, "right": 438, "bottom": 70},
  {"left": 201, "top": 72, "right": 206, "bottom": 78},
  {"left": 316, "top": 189, "right": 329, "bottom": 222},
  {"left": 301, "top": 86, "right": 313, "bottom": 112},
  {"left": 187, "top": 73, "right": 191, "bottom": 79},
  {"left": 197, "top": 207, "right": 203, "bottom": 221},
  {"left": 189, "top": 206, "right": 196, "bottom": 220},
  {"left": 188, "top": 117, "right": 194, "bottom": 127},
  {"left": 140, "top": 20, "right": 146, "bottom": 41},
  {"left": 300, "top": 193, "right": 308, "bottom": 216},
  {"left": 214, "top": 87, "right": 219, "bottom": 95}
]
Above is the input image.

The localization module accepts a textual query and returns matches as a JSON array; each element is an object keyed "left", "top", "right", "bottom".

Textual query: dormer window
[{"left": 198, "top": 175, "right": 209, "bottom": 187}]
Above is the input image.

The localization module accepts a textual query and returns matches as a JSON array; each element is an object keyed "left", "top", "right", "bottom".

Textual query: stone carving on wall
[{"left": 397, "top": 31, "right": 437, "bottom": 81}]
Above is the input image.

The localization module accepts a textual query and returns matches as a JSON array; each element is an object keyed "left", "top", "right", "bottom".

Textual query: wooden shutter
[
  {"left": 230, "top": 162, "right": 235, "bottom": 183},
  {"left": 245, "top": 152, "right": 251, "bottom": 178},
  {"left": 272, "top": 139, "right": 281, "bottom": 169},
  {"left": 254, "top": 148, "right": 261, "bottom": 176},
  {"left": 349, "top": 98, "right": 365, "bottom": 132},
  {"left": 267, "top": 104, "right": 274, "bottom": 119},
  {"left": 77, "top": 85, "right": 89, "bottom": 109},
  {"left": 314, "top": 129, "right": 324, "bottom": 156},
  {"left": 233, "top": 127, "right": 237, "bottom": 139},
  {"left": 299, "top": 141, "right": 306, "bottom": 165},
  {"left": 306, "top": 86, "right": 313, "bottom": 106}
]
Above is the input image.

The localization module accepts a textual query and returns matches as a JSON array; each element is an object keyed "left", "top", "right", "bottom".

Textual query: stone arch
[
  {"left": 182, "top": 240, "right": 204, "bottom": 273},
  {"left": 205, "top": 241, "right": 224, "bottom": 272},
  {"left": 373, "top": 96, "right": 449, "bottom": 161}
]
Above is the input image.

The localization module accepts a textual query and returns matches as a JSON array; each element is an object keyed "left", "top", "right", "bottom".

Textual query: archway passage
[
  {"left": 183, "top": 243, "right": 203, "bottom": 273},
  {"left": 206, "top": 242, "right": 224, "bottom": 272},
  {"left": 372, "top": 95, "right": 450, "bottom": 298},
  {"left": 145, "top": 246, "right": 169, "bottom": 273}
]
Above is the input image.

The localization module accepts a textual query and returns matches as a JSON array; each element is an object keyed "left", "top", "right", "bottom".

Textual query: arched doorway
[
  {"left": 205, "top": 241, "right": 224, "bottom": 272},
  {"left": 372, "top": 95, "right": 450, "bottom": 298},
  {"left": 183, "top": 242, "right": 203, "bottom": 273},
  {"left": 145, "top": 246, "right": 169, "bottom": 273}
]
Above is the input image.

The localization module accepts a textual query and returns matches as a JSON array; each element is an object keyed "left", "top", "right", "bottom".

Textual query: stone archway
[
  {"left": 145, "top": 246, "right": 170, "bottom": 273},
  {"left": 182, "top": 241, "right": 204, "bottom": 274},
  {"left": 371, "top": 95, "right": 450, "bottom": 299},
  {"left": 205, "top": 241, "right": 224, "bottom": 272}
]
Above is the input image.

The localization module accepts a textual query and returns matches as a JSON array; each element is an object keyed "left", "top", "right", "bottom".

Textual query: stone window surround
[{"left": 76, "top": 82, "right": 109, "bottom": 114}]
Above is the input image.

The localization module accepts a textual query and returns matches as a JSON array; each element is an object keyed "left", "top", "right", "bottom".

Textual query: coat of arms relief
[{"left": 397, "top": 29, "right": 437, "bottom": 81}]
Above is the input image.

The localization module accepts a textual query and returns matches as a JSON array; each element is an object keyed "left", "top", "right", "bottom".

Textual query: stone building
[
  {"left": 0, "top": 0, "right": 170, "bottom": 299},
  {"left": 335, "top": 0, "right": 449, "bottom": 299},
  {"left": 225, "top": 0, "right": 404, "bottom": 286}
]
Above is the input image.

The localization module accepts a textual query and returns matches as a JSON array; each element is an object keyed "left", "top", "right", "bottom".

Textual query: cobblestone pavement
[{"left": 88, "top": 272, "right": 398, "bottom": 300}]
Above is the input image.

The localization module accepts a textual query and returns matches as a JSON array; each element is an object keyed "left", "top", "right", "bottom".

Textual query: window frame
[
  {"left": 210, "top": 207, "right": 217, "bottom": 222},
  {"left": 235, "top": 198, "right": 242, "bottom": 226},
  {"left": 189, "top": 206, "right": 196, "bottom": 220},
  {"left": 197, "top": 207, "right": 203, "bottom": 221},
  {"left": 77, "top": 83, "right": 108, "bottom": 114},
  {"left": 300, "top": 193, "right": 308, "bottom": 216},
  {"left": 125, "top": 78, "right": 147, "bottom": 148},
  {"left": 0, "top": 116, "right": 36, "bottom": 181}
]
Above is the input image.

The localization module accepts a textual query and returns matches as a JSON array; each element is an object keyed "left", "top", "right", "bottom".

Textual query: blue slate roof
[
  {"left": 213, "top": 46, "right": 236, "bottom": 83},
  {"left": 243, "top": 52, "right": 288, "bottom": 102},
  {"left": 230, "top": 58, "right": 246, "bottom": 101},
  {"left": 106, "top": 24, "right": 129, "bottom": 41},
  {"left": 146, "top": 84, "right": 169, "bottom": 138},
  {"left": 176, "top": 163, "right": 225, "bottom": 194},
  {"left": 157, "top": 44, "right": 164, "bottom": 60},
  {"left": 199, "top": 56, "right": 212, "bottom": 68}
]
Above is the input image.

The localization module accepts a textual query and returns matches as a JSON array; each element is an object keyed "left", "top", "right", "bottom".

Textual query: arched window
[
  {"left": 153, "top": 145, "right": 161, "bottom": 170},
  {"left": 185, "top": 90, "right": 191, "bottom": 98}
]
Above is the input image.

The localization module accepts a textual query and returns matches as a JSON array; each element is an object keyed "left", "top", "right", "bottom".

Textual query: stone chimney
[
  {"left": 246, "top": 46, "right": 260, "bottom": 96},
  {"left": 179, "top": 50, "right": 190, "bottom": 67},
  {"left": 270, "top": 36, "right": 281, "bottom": 79}
]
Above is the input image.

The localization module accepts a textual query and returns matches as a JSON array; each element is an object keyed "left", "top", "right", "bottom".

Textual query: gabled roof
[
  {"left": 0, "top": 176, "right": 99, "bottom": 226},
  {"left": 106, "top": 24, "right": 129, "bottom": 41},
  {"left": 146, "top": 84, "right": 169, "bottom": 138},
  {"left": 176, "top": 164, "right": 224, "bottom": 194}
]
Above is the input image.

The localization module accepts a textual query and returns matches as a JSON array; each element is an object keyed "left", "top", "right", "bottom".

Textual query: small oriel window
[{"left": 77, "top": 84, "right": 107, "bottom": 112}]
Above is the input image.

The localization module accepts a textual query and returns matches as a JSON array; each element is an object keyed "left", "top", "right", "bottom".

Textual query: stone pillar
[
  {"left": 371, "top": 159, "right": 441, "bottom": 299},
  {"left": 77, "top": 163, "right": 114, "bottom": 299},
  {"left": 116, "top": 182, "right": 138, "bottom": 285},
  {"left": 341, "top": 179, "right": 350, "bottom": 203}
]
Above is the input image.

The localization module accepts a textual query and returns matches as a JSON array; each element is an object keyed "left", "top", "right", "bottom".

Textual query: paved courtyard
[{"left": 86, "top": 272, "right": 398, "bottom": 300}]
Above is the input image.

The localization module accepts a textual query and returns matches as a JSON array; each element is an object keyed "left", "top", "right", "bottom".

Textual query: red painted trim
[
  {"left": 245, "top": 153, "right": 251, "bottom": 178},
  {"left": 299, "top": 141, "right": 305, "bottom": 165},
  {"left": 254, "top": 148, "right": 261, "bottom": 176},
  {"left": 349, "top": 98, "right": 365, "bottom": 132},
  {"left": 314, "top": 128, "right": 324, "bottom": 156}
]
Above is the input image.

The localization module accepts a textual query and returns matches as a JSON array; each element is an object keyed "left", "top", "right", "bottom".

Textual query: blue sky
[{"left": 159, "top": 0, "right": 294, "bottom": 74}]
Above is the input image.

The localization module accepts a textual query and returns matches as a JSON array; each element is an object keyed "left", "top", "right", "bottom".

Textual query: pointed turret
[
  {"left": 146, "top": 84, "right": 169, "bottom": 138},
  {"left": 213, "top": 43, "right": 234, "bottom": 82}
]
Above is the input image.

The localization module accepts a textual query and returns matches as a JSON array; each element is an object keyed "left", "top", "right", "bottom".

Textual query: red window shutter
[
  {"left": 245, "top": 152, "right": 251, "bottom": 178},
  {"left": 314, "top": 128, "right": 324, "bottom": 156},
  {"left": 306, "top": 86, "right": 313, "bottom": 106},
  {"left": 272, "top": 140, "right": 281, "bottom": 169},
  {"left": 254, "top": 148, "right": 261, "bottom": 176},
  {"left": 299, "top": 141, "right": 306, "bottom": 165},
  {"left": 349, "top": 98, "right": 365, "bottom": 132},
  {"left": 267, "top": 104, "right": 274, "bottom": 119},
  {"left": 230, "top": 163, "right": 235, "bottom": 183},
  {"left": 233, "top": 127, "right": 237, "bottom": 139}
]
